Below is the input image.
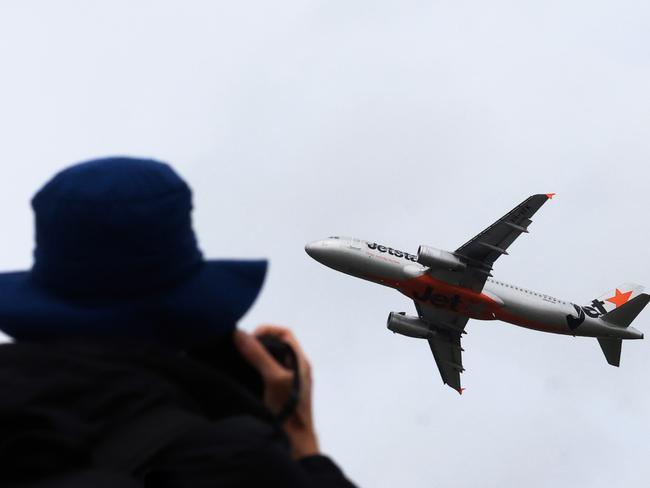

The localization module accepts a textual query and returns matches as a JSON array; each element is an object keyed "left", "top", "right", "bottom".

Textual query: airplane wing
[
  {"left": 453, "top": 193, "right": 554, "bottom": 292},
  {"left": 415, "top": 302, "right": 469, "bottom": 393}
]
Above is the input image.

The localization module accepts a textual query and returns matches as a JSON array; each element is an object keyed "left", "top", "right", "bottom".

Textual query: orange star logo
[{"left": 606, "top": 288, "right": 633, "bottom": 308}]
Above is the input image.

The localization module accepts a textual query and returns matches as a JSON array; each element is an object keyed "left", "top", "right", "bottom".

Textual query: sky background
[{"left": 1, "top": 1, "right": 649, "bottom": 487}]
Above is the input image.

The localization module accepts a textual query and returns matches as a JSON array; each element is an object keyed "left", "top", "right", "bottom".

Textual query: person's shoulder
[
  {"left": 146, "top": 414, "right": 307, "bottom": 487},
  {"left": 147, "top": 414, "right": 358, "bottom": 488},
  {"left": 170, "top": 414, "right": 285, "bottom": 453}
]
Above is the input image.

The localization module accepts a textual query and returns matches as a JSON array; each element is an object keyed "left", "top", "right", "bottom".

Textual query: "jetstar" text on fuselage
[{"left": 367, "top": 242, "right": 418, "bottom": 262}]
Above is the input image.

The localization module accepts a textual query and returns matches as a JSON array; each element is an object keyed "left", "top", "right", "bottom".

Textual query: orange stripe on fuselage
[
  {"left": 364, "top": 271, "right": 570, "bottom": 334},
  {"left": 395, "top": 274, "right": 500, "bottom": 320}
]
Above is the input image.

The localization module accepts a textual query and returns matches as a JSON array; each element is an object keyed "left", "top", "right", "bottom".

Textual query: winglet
[
  {"left": 545, "top": 193, "right": 556, "bottom": 199},
  {"left": 456, "top": 387, "right": 465, "bottom": 395}
]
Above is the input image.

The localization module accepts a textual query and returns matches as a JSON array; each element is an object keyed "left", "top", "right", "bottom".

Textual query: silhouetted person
[{"left": 0, "top": 157, "right": 357, "bottom": 487}]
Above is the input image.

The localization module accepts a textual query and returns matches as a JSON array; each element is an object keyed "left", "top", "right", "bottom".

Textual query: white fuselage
[{"left": 305, "top": 237, "right": 643, "bottom": 340}]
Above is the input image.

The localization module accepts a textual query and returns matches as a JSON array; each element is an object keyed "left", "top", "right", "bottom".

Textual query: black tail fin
[{"left": 602, "top": 293, "right": 650, "bottom": 328}]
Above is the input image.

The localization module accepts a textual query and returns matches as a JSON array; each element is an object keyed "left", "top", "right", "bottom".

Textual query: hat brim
[{"left": 0, "top": 259, "right": 267, "bottom": 346}]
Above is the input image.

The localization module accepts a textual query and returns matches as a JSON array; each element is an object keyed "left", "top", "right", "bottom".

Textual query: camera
[{"left": 258, "top": 335, "right": 300, "bottom": 422}]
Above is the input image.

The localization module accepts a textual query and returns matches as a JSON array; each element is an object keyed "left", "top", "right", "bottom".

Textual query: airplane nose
[
  {"left": 305, "top": 240, "right": 332, "bottom": 262},
  {"left": 305, "top": 241, "right": 322, "bottom": 260}
]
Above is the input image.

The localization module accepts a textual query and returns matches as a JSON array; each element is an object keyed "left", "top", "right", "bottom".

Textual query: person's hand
[{"left": 234, "top": 325, "right": 319, "bottom": 459}]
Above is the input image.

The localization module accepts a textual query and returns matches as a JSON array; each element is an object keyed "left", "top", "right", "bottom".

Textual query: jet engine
[
  {"left": 387, "top": 312, "right": 432, "bottom": 339},
  {"left": 417, "top": 245, "right": 466, "bottom": 271}
]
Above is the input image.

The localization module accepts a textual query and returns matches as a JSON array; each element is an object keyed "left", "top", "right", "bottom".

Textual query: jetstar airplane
[{"left": 305, "top": 194, "right": 648, "bottom": 393}]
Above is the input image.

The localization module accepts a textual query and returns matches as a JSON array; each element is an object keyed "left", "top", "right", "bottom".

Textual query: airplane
[{"left": 305, "top": 194, "right": 648, "bottom": 393}]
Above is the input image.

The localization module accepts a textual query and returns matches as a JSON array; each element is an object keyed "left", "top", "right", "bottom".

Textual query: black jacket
[{"left": 0, "top": 338, "right": 357, "bottom": 487}]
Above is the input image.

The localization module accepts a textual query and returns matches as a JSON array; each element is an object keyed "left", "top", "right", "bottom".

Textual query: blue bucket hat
[{"left": 0, "top": 157, "right": 267, "bottom": 346}]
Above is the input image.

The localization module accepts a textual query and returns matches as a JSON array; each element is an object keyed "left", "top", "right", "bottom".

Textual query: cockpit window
[{"left": 328, "top": 236, "right": 340, "bottom": 239}]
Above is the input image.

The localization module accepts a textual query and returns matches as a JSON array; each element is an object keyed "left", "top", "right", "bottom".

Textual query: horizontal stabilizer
[
  {"left": 597, "top": 338, "right": 622, "bottom": 367},
  {"left": 602, "top": 293, "right": 650, "bottom": 328}
]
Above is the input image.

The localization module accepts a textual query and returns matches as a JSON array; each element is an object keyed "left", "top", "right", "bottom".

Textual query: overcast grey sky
[{"left": 1, "top": 1, "right": 649, "bottom": 487}]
